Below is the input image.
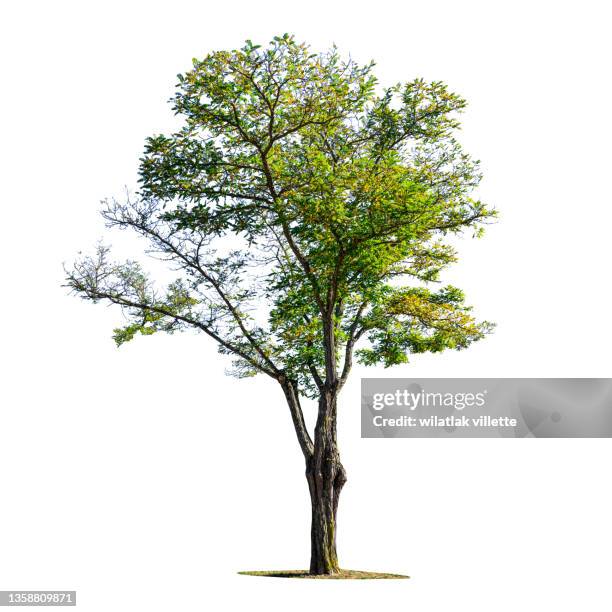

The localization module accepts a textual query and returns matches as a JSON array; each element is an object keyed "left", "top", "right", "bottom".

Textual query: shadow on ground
[{"left": 238, "top": 569, "right": 409, "bottom": 579}]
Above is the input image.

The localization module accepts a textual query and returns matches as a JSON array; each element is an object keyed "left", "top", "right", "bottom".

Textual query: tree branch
[{"left": 280, "top": 376, "right": 314, "bottom": 460}]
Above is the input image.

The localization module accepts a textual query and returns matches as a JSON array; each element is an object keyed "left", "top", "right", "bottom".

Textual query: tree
[{"left": 65, "top": 34, "right": 495, "bottom": 575}]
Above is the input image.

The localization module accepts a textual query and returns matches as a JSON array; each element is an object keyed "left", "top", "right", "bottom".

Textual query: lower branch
[{"left": 279, "top": 376, "right": 314, "bottom": 460}]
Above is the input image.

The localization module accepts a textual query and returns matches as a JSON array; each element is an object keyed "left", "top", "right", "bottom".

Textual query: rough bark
[{"left": 306, "top": 389, "right": 347, "bottom": 575}]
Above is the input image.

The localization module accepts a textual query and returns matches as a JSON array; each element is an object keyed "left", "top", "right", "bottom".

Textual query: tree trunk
[{"left": 306, "top": 390, "right": 347, "bottom": 575}]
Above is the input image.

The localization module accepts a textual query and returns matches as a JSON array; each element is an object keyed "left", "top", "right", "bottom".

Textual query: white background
[{"left": 1, "top": 1, "right": 611, "bottom": 610}]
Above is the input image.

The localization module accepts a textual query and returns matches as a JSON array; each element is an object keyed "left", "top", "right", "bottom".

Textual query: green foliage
[
  {"left": 111, "top": 280, "right": 199, "bottom": 346},
  {"left": 356, "top": 286, "right": 493, "bottom": 367},
  {"left": 67, "top": 34, "right": 495, "bottom": 396}
]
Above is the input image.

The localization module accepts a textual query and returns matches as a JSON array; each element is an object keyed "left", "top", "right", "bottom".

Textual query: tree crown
[{"left": 67, "top": 34, "right": 495, "bottom": 397}]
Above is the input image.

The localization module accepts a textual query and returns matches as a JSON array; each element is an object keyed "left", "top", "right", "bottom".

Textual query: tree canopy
[{"left": 67, "top": 33, "right": 495, "bottom": 399}]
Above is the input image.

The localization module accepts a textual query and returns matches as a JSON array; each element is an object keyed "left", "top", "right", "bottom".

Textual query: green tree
[{"left": 66, "top": 34, "right": 495, "bottom": 575}]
